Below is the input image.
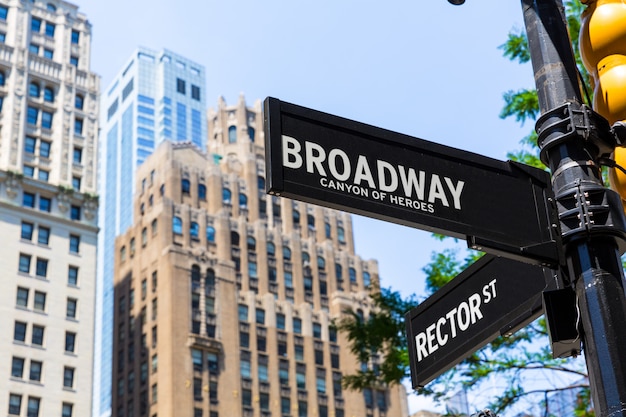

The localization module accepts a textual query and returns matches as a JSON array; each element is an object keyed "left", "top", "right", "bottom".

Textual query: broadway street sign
[
  {"left": 264, "top": 97, "right": 562, "bottom": 266},
  {"left": 405, "top": 255, "right": 551, "bottom": 388}
]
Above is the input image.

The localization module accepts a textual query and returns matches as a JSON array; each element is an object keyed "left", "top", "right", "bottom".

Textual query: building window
[
  {"left": 27, "top": 106, "right": 38, "bottom": 124},
  {"left": 29, "top": 360, "right": 42, "bottom": 381},
  {"left": 31, "top": 325, "right": 44, "bottom": 346},
  {"left": 198, "top": 184, "right": 206, "bottom": 200},
  {"left": 68, "top": 266, "right": 79, "bottom": 286},
  {"left": 8, "top": 393, "right": 22, "bottom": 415},
  {"left": 293, "top": 318, "right": 302, "bottom": 334},
  {"left": 35, "top": 258, "right": 48, "bottom": 277},
  {"left": 226, "top": 125, "right": 237, "bottom": 143},
  {"left": 206, "top": 226, "right": 215, "bottom": 242},
  {"left": 69, "top": 56, "right": 78, "bottom": 66},
  {"left": 45, "top": 22, "right": 55, "bottom": 37},
  {"left": 71, "top": 205, "right": 81, "bottom": 220},
  {"left": 176, "top": 78, "right": 185, "bottom": 94},
  {"left": 27, "top": 396, "right": 40, "bottom": 417},
  {"left": 29, "top": 82, "right": 40, "bottom": 97},
  {"left": 317, "top": 256, "right": 326, "bottom": 270},
  {"left": 40, "top": 141, "right": 51, "bottom": 158},
  {"left": 43, "top": 87, "right": 54, "bottom": 102},
  {"left": 41, "top": 111, "right": 53, "bottom": 129},
  {"left": 33, "top": 291, "right": 46, "bottom": 311},
  {"left": 364, "top": 271, "right": 371, "bottom": 287},
  {"left": 349, "top": 267, "right": 357, "bottom": 283},
  {"left": 73, "top": 147, "right": 82, "bottom": 164},
  {"left": 74, "top": 118, "right": 83, "bottom": 135},
  {"left": 31, "top": 17, "right": 42, "bottom": 32},
  {"left": 21, "top": 221, "right": 34, "bottom": 240},
  {"left": 37, "top": 226, "right": 50, "bottom": 245},
  {"left": 38, "top": 196, "right": 51, "bottom": 212},
  {"left": 69, "top": 235, "right": 80, "bottom": 253},
  {"left": 71, "top": 30, "right": 79, "bottom": 44},
  {"left": 43, "top": 48, "right": 53, "bottom": 59},
  {"left": 66, "top": 298, "right": 77, "bottom": 318},
  {"left": 190, "top": 222, "right": 199, "bottom": 239},
  {"left": 75, "top": 94, "right": 84, "bottom": 110},
  {"left": 172, "top": 217, "right": 182, "bottom": 234},
  {"left": 63, "top": 367, "right": 75, "bottom": 388},
  {"left": 181, "top": 179, "right": 190, "bottom": 194},
  {"left": 62, "top": 403, "right": 73, "bottom": 417},
  {"left": 238, "top": 304, "right": 248, "bottom": 321},
  {"left": 19, "top": 253, "right": 31, "bottom": 273},
  {"left": 255, "top": 308, "right": 265, "bottom": 325},
  {"left": 222, "top": 188, "right": 231, "bottom": 204},
  {"left": 313, "top": 323, "right": 322, "bottom": 338},
  {"left": 276, "top": 313, "right": 285, "bottom": 330},
  {"left": 11, "top": 357, "right": 25, "bottom": 378},
  {"left": 16, "top": 287, "right": 29, "bottom": 307},
  {"left": 239, "top": 193, "right": 248, "bottom": 208},
  {"left": 65, "top": 331, "right": 76, "bottom": 352},
  {"left": 14, "top": 321, "right": 27, "bottom": 342}
]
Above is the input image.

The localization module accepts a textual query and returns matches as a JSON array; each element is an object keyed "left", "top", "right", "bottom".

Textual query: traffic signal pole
[{"left": 522, "top": 0, "right": 626, "bottom": 415}]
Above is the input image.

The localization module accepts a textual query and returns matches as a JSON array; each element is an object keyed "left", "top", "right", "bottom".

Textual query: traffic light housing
[{"left": 580, "top": 0, "right": 626, "bottom": 202}]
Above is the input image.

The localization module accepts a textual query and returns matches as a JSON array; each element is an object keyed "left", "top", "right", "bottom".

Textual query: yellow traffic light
[{"left": 579, "top": 0, "right": 626, "bottom": 200}]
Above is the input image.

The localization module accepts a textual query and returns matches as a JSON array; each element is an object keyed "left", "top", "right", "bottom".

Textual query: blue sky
[{"left": 73, "top": 0, "right": 538, "bottom": 412}]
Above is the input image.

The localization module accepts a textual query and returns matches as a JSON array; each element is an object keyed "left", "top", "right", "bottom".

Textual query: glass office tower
[{"left": 94, "top": 47, "right": 207, "bottom": 417}]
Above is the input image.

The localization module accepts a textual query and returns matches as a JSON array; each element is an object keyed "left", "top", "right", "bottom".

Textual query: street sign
[
  {"left": 405, "top": 255, "right": 551, "bottom": 388},
  {"left": 264, "top": 97, "right": 562, "bottom": 266}
]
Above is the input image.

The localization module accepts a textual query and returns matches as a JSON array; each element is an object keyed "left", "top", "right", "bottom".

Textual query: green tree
[{"left": 334, "top": 1, "right": 594, "bottom": 415}]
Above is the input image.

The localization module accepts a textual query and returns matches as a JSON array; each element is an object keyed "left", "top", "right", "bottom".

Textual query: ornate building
[
  {"left": 0, "top": 1, "right": 99, "bottom": 416},
  {"left": 111, "top": 96, "right": 408, "bottom": 417}
]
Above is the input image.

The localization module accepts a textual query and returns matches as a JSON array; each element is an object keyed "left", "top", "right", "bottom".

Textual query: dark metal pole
[{"left": 522, "top": 1, "right": 626, "bottom": 415}]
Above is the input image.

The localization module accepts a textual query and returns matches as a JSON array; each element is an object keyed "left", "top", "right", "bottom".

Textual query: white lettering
[
  {"left": 436, "top": 317, "right": 448, "bottom": 347},
  {"left": 468, "top": 293, "right": 483, "bottom": 324},
  {"left": 282, "top": 135, "right": 303, "bottom": 169},
  {"left": 305, "top": 141, "right": 326, "bottom": 176},
  {"left": 428, "top": 174, "right": 449, "bottom": 207},
  {"left": 415, "top": 333, "right": 428, "bottom": 362},
  {"left": 426, "top": 323, "right": 438, "bottom": 355},
  {"left": 354, "top": 155, "right": 376, "bottom": 188},
  {"left": 398, "top": 166, "right": 425, "bottom": 200},
  {"left": 377, "top": 160, "right": 398, "bottom": 192},
  {"left": 328, "top": 149, "right": 351, "bottom": 181},
  {"left": 445, "top": 177, "right": 465, "bottom": 210}
]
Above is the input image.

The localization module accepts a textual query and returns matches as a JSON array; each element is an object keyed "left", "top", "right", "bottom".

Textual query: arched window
[
  {"left": 257, "top": 176, "right": 265, "bottom": 191},
  {"left": 338, "top": 227, "right": 346, "bottom": 243},
  {"left": 120, "top": 246, "right": 127, "bottom": 262},
  {"left": 293, "top": 209, "right": 300, "bottom": 225},
  {"left": 222, "top": 188, "right": 232, "bottom": 204},
  {"left": 248, "top": 126, "right": 255, "bottom": 142},
  {"left": 151, "top": 219, "right": 158, "bottom": 236},
  {"left": 29, "top": 82, "right": 40, "bottom": 97},
  {"left": 363, "top": 271, "right": 371, "bottom": 287},
  {"left": 267, "top": 242, "right": 275, "bottom": 256},
  {"left": 325, "top": 222, "right": 331, "bottom": 238},
  {"left": 272, "top": 197, "right": 281, "bottom": 218},
  {"left": 141, "top": 227, "right": 147, "bottom": 246},
  {"left": 317, "top": 256, "right": 326, "bottom": 270},
  {"left": 206, "top": 268, "right": 216, "bottom": 287},
  {"left": 181, "top": 179, "right": 190, "bottom": 194},
  {"left": 335, "top": 264, "right": 343, "bottom": 280},
  {"left": 228, "top": 126, "right": 237, "bottom": 143},
  {"left": 283, "top": 246, "right": 291, "bottom": 261},
  {"left": 191, "top": 265, "right": 201, "bottom": 289},
  {"left": 349, "top": 267, "right": 357, "bottom": 283},
  {"left": 247, "top": 236, "right": 256, "bottom": 251},
  {"left": 198, "top": 184, "right": 206, "bottom": 200},
  {"left": 206, "top": 226, "right": 216, "bottom": 242},
  {"left": 46, "top": 3, "right": 57, "bottom": 12},
  {"left": 75, "top": 94, "right": 84, "bottom": 110},
  {"left": 190, "top": 222, "right": 199, "bottom": 239},
  {"left": 43, "top": 86, "right": 54, "bottom": 102},
  {"left": 172, "top": 216, "right": 182, "bottom": 234},
  {"left": 307, "top": 214, "right": 315, "bottom": 230},
  {"left": 239, "top": 193, "right": 248, "bottom": 208},
  {"left": 230, "top": 231, "right": 240, "bottom": 247},
  {"left": 302, "top": 252, "right": 310, "bottom": 265}
]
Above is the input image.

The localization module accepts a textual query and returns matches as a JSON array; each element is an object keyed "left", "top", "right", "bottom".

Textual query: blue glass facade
[{"left": 94, "top": 47, "right": 207, "bottom": 417}]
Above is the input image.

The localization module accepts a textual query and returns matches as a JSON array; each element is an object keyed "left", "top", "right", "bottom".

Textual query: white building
[{"left": 0, "top": 1, "right": 99, "bottom": 416}]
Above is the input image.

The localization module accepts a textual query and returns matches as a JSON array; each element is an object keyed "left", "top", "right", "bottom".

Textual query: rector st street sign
[
  {"left": 264, "top": 97, "right": 562, "bottom": 266},
  {"left": 404, "top": 255, "right": 551, "bottom": 388}
]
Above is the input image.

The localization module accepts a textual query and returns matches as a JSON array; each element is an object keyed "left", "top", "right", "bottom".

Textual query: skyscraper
[
  {"left": 0, "top": 1, "right": 99, "bottom": 416},
  {"left": 110, "top": 96, "right": 408, "bottom": 417},
  {"left": 95, "top": 47, "right": 207, "bottom": 417}
]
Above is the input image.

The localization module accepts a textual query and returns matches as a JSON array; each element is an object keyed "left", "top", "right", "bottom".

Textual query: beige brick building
[{"left": 111, "top": 96, "right": 408, "bottom": 417}]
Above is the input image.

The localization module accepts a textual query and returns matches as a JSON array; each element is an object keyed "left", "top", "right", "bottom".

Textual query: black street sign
[
  {"left": 264, "top": 97, "right": 562, "bottom": 266},
  {"left": 405, "top": 255, "right": 551, "bottom": 388}
]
